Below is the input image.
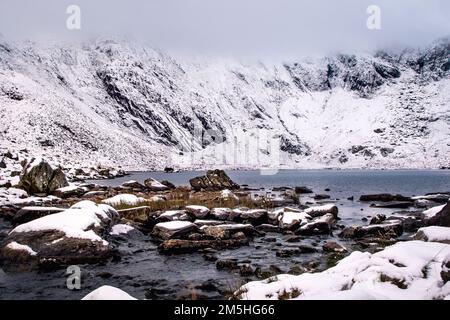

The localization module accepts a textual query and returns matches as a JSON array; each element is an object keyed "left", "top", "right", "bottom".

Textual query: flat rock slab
[
  {"left": 13, "top": 206, "right": 66, "bottom": 225},
  {"left": 372, "top": 201, "right": 413, "bottom": 209},
  {"left": 151, "top": 221, "right": 198, "bottom": 240},
  {"left": 158, "top": 238, "right": 249, "bottom": 254}
]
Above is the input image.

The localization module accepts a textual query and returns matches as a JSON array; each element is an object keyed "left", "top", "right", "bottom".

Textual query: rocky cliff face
[{"left": 0, "top": 37, "right": 449, "bottom": 170}]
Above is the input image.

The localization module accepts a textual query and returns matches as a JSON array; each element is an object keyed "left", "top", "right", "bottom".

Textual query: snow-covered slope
[{"left": 0, "top": 37, "right": 449, "bottom": 170}]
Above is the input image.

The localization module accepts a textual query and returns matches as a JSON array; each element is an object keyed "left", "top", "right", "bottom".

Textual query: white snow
[
  {"left": 237, "top": 241, "right": 450, "bottom": 300},
  {"left": 102, "top": 194, "right": 146, "bottom": 206},
  {"left": 11, "top": 201, "right": 116, "bottom": 245},
  {"left": 415, "top": 226, "right": 450, "bottom": 243},
  {"left": 159, "top": 210, "right": 187, "bottom": 220},
  {"left": 81, "top": 285, "right": 137, "bottom": 300},
  {"left": 423, "top": 204, "right": 446, "bottom": 218},
  {"left": 6, "top": 241, "right": 37, "bottom": 256},
  {"left": 304, "top": 204, "right": 336, "bottom": 214},
  {"left": 220, "top": 189, "right": 239, "bottom": 200},
  {"left": 154, "top": 221, "right": 194, "bottom": 231},
  {"left": 110, "top": 224, "right": 135, "bottom": 236}
]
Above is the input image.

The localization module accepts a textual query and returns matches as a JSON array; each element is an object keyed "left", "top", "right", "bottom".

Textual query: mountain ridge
[{"left": 0, "top": 37, "right": 449, "bottom": 171}]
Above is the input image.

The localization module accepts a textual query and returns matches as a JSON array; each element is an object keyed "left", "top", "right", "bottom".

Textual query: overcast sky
[{"left": 0, "top": 0, "right": 449, "bottom": 57}]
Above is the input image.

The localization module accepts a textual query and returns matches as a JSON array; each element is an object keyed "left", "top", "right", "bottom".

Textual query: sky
[{"left": 0, "top": 0, "right": 449, "bottom": 57}]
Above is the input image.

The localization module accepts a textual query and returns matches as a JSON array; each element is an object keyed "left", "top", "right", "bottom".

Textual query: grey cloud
[{"left": 0, "top": 0, "right": 449, "bottom": 57}]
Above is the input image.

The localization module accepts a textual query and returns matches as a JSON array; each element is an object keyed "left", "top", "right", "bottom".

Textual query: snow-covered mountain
[{"left": 0, "top": 37, "right": 449, "bottom": 170}]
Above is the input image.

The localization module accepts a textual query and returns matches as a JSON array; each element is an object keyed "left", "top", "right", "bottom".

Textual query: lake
[{"left": 1, "top": 169, "right": 449, "bottom": 300}]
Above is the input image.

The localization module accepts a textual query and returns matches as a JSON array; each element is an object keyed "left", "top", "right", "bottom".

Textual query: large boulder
[
  {"left": 0, "top": 201, "right": 119, "bottom": 271},
  {"left": 18, "top": 158, "right": 69, "bottom": 195},
  {"left": 424, "top": 202, "right": 450, "bottom": 227},
  {"left": 189, "top": 169, "right": 240, "bottom": 191}
]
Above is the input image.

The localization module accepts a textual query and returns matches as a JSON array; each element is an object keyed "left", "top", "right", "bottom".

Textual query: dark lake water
[
  {"left": 1, "top": 170, "right": 449, "bottom": 300},
  {"left": 90, "top": 169, "right": 450, "bottom": 199}
]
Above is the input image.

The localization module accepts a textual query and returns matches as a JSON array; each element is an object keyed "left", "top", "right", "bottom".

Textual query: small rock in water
[{"left": 322, "top": 241, "right": 348, "bottom": 253}]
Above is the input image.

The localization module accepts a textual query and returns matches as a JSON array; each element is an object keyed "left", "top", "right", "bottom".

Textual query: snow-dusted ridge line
[{"left": 0, "top": 37, "right": 449, "bottom": 170}]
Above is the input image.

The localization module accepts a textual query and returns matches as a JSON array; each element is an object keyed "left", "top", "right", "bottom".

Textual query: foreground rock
[
  {"left": 189, "top": 169, "right": 240, "bottom": 191},
  {"left": 0, "top": 201, "right": 118, "bottom": 271},
  {"left": 235, "top": 241, "right": 450, "bottom": 300},
  {"left": 18, "top": 158, "right": 69, "bottom": 195}
]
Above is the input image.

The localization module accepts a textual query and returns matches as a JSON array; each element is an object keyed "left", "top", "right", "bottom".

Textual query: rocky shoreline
[{"left": 1, "top": 157, "right": 450, "bottom": 300}]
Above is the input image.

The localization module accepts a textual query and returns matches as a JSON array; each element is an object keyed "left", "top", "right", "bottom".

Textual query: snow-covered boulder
[
  {"left": 53, "top": 185, "right": 88, "bottom": 199},
  {"left": 414, "top": 226, "right": 450, "bottom": 244},
  {"left": 279, "top": 210, "right": 311, "bottom": 230},
  {"left": 151, "top": 221, "right": 198, "bottom": 240},
  {"left": 189, "top": 170, "right": 240, "bottom": 191},
  {"left": 144, "top": 178, "right": 169, "bottom": 191},
  {"left": 120, "top": 180, "right": 145, "bottom": 189},
  {"left": 102, "top": 194, "right": 146, "bottom": 206},
  {"left": 110, "top": 224, "right": 135, "bottom": 236},
  {"left": 220, "top": 189, "right": 239, "bottom": 201},
  {"left": 304, "top": 204, "right": 338, "bottom": 218},
  {"left": 0, "top": 201, "right": 118, "bottom": 271},
  {"left": 423, "top": 202, "right": 450, "bottom": 227},
  {"left": 157, "top": 210, "right": 190, "bottom": 222},
  {"left": 238, "top": 209, "right": 268, "bottom": 225},
  {"left": 18, "top": 158, "right": 69, "bottom": 195},
  {"left": 296, "top": 213, "right": 336, "bottom": 236},
  {"left": 185, "top": 205, "right": 210, "bottom": 218},
  {"left": 200, "top": 223, "right": 255, "bottom": 239},
  {"left": 82, "top": 285, "right": 137, "bottom": 300},
  {"left": 210, "top": 207, "right": 237, "bottom": 221},
  {"left": 235, "top": 241, "right": 450, "bottom": 300}
]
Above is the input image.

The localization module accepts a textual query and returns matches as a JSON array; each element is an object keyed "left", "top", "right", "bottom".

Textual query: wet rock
[
  {"left": 159, "top": 238, "right": 248, "bottom": 254},
  {"left": 53, "top": 185, "right": 88, "bottom": 199},
  {"left": 189, "top": 170, "right": 240, "bottom": 191},
  {"left": 164, "top": 167, "right": 174, "bottom": 173},
  {"left": 347, "top": 196, "right": 354, "bottom": 201},
  {"left": 339, "top": 221, "right": 403, "bottom": 239},
  {"left": 370, "top": 214, "right": 386, "bottom": 225},
  {"left": 185, "top": 205, "right": 210, "bottom": 218},
  {"left": 151, "top": 221, "right": 198, "bottom": 240},
  {"left": 294, "top": 186, "right": 313, "bottom": 194},
  {"left": 314, "top": 194, "right": 331, "bottom": 200},
  {"left": 372, "top": 201, "right": 413, "bottom": 209},
  {"left": 414, "top": 194, "right": 450, "bottom": 204},
  {"left": 322, "top": 241, "right": 347, "bottom": 253},
  {"left": 359, "top": 194, "right": 412, "bottom": 202},
  {"left": 276, "top": 245, "right": 317, "bottom": 257},
  {"left": 216, "top": 259, "right": 238, "bottom": 270},
  {"left": 239, "top": 264, "right": 255, "bottom": 276},
  {"left": 12, "top": 206, "right": 65, "bottom": 225},
  {"left": 256, "top": 224, "right": 279, "bottom": 232},
  {"left": 284, "top": 235, "right": 301, "bottom": 242},
  {"left": 18, "top": 159, "right": 69, "bottom": 195}
]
